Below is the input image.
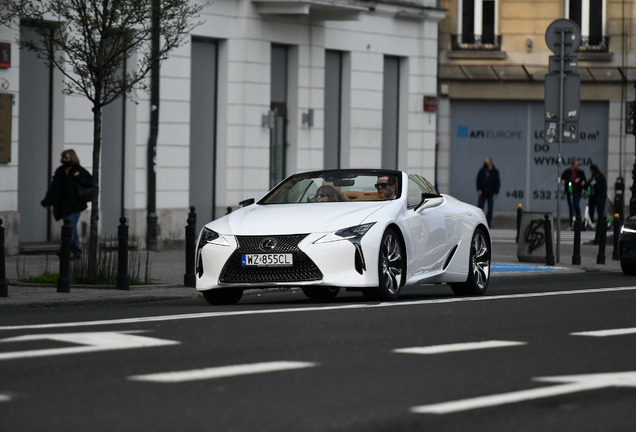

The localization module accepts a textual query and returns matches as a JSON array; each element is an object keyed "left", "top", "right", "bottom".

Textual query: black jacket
[
  {"left": 560, "top": 168, "right": 587, "bottom": 194},
  {"left": 41, "top": 164, "right": 92, "bottom": 220},
  {"left": 476, "top": 166, "right": 501, "bottom": 196}
]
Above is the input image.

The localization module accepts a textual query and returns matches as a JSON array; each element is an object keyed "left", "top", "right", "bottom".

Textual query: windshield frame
[{"left": 257, "top": 169, "right": 404, "bottom": 205}]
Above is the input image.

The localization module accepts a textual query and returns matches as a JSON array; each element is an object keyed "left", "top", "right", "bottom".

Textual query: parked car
[
  {"left": 196, "top": 169, "right": 491, "bottom": 305},
  {"left": 619, "top": 215, "right": 636, "bottom": 275}
]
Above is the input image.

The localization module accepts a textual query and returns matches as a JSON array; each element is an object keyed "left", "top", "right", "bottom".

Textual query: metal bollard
[
  {"left": 596, "top": 217, "right": 607, "bottom": 265},
  {"left": 0, "top": 218, "right": 8, "bottom": 297},
  {"left": 612, "top": 213, "right": 621, "bottom": 260},
  {"left": 184, "top": 206, "right": 196, "bottom": 287},
  {"left": 117, "top": 217, "right": 130, "bottom": 290},
  {"left": 57, "top": 218, "right": 72, "bottom": 293},
  {"left": 516, "top": 204, "right": 522, "bottom": 243},
  {"left": 544, "top": 214, "right": 555, "bottom": 266},
  {"left": 572, "top": 216, "right": 581, "bottom": 265}
]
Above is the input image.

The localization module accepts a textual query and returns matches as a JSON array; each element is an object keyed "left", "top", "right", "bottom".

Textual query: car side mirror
[
  {"left": 415, "top": 193, "right": 443, "bottom": 213},
  {"left": 239, "top": 198, "right": 255, "bottom": 207}
]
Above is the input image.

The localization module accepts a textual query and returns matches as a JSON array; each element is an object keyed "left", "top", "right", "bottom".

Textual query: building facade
[
  {"left": 0, "top": 0, "right": 445, "bottom": 254},
  {"left": 437, "top": 0, "right": 636, "bottom": 224}
]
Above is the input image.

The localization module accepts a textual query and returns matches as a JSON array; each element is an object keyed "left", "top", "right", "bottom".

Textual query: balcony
[
  {"left": 451, "top": 34, "right": 501, "bottom": 51},
  {"left": 577, "top": 36, "right": 609, "bottom": 53}
]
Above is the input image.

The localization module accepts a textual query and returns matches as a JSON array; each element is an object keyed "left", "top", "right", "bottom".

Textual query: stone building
[{"left": 436, "top": 0, "right": 636, "bottom": 224}]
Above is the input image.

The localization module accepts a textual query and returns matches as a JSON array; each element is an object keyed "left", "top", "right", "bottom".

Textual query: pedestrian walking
[
  {"left": 41, "top": 149, "right": 92, "bottom": 258},
  {"left": 560, "top": 159, "right": 587, "bottom": 228},
  {"left": 476, "top": 157, "right": 500, "bottom": 226},
  {"left": 587, "top": 163, "right": 607, "bottom": 225}
]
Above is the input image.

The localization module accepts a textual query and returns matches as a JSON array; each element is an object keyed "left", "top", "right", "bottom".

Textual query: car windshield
[{"left": 259, "top": 170, "right": 402, "bottom": 204}]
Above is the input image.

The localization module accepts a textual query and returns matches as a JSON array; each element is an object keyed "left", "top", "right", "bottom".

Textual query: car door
[{"left": 403, "top": 175, "right": 457, "bottom": 279}]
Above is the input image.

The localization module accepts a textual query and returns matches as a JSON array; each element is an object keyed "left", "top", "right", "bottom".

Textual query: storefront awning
[{"left": 439, "top": 63, "right": 636, "bottom": 83}]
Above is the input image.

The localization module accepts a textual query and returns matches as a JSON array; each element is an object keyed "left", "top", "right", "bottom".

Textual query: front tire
[
  {"left": 450, "top": 227, "right": 490, "bottom": 296},
  {"left": 302, "top": 286, "right": 340, "bottom": 301},
  {"left": 364, "top": 228, "right": 404, "bottom": 301},
  {"left": 620, "top": 259, "right": 636, "bottom": 276},
  {"left": 202, "top": 288, "right": 244, "bottom": 305}
]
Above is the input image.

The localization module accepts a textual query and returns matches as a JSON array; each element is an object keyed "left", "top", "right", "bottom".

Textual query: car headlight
[
  {"left": 621, "top": 226, "right": 636, "bottom": 235},
  {"left": 198, "top": 227, "right": 230, "bottom": 248},
  {"left": 314, "top": 223, "right": 375, "bottom": 244}
]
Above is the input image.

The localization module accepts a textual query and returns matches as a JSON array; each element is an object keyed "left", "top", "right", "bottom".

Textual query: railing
[
  {"left": 451, "top": 34, "right": 501, "bottom": 51},
  {"left": 577, "top": 36, "right": 609, "bottom": 53}
]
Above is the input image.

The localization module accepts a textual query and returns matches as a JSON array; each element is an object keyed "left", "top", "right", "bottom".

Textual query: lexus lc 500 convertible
[{"left": 195, "top": 169, "right": 491, "bottom": 305}]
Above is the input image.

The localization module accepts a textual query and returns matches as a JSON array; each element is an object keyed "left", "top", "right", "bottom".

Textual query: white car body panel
[{"left": 195, "top": 170, "right": 489, "bottom": 295}]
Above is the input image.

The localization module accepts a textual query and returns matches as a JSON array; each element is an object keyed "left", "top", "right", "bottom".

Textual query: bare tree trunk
[{"left": 89, "top": 100, "right": 102, "bottom": 276}]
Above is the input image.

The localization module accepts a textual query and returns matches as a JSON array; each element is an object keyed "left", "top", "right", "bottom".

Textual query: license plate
[{"left": 241, "top": 254, "right": 293, "bottom": 267}]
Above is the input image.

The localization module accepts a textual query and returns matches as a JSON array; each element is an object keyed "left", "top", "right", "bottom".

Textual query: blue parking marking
[{"left": 491, "top": 263, "right": 559, "bottom": 273}]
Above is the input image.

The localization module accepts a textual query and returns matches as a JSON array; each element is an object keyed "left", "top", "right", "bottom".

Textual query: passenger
[
  {"left": 310, "top": 185, "right": 349, "bottom": 202},
  {"left": 375, "top": 176, "right": 397, "bottom": 199}
]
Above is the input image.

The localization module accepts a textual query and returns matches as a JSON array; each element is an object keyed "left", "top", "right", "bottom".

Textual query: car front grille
[{"left": 219, "top": 234, "right": 323, "bottom": 284}]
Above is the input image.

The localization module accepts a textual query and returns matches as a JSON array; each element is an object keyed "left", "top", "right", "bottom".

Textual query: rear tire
[
  {"left": 450, "top": 227, "right": 490, "bottom": 296},
  {"left": 302, "top": 286, "right": 340, "bottom": 301},
  {"left": 202, "top": 288, "right": 244, "bottom": 305}
]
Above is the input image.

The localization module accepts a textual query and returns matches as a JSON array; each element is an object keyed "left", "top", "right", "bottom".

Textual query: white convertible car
[{"left": 196, "top": 169, "right": 491, "bottom": 305}]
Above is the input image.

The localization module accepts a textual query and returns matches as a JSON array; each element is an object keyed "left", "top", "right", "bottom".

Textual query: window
[
  {"left": 567, "top": 0, "right": 606, "bottom": 51},
  {"left": 407, "top": 175, "right": 439, "bottom": 208},
  {"left": 455, "top": 0, "right": 499, "bottom": 50}
]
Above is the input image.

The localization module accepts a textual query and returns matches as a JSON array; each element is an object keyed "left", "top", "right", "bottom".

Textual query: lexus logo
[{"left": 259, "top": 237, "right": 278, "bottom": 251}]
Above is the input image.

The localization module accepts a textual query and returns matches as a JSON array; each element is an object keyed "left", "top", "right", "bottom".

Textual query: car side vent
[{"left": 443, "top": 245, "right": 458, "bottom": 270}]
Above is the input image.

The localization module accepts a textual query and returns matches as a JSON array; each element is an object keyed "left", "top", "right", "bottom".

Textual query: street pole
[
  {"left": 630, "top": 80, "right": 636, "bottom": 217},
  {"left": 555, "top": 28, "right": 565, "bottom": 263}
]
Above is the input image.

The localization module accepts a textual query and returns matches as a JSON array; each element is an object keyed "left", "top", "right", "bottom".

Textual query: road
[{"left": 1, "top": 272, "right": 636, "bottom": 431}]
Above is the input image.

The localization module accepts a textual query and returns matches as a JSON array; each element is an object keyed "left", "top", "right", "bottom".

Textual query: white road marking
[
  {"left": 394, "top": 340, "right": 526, "bottom": 355},
  {"left": 128, "top": 361, "right": 318, "bottom": 383},
  {"left": 411, "top": 371, "right": 636, "bottom": 414},
  {"left": 0, "top": 394, "right": 10, "bottom": 402},
  {"left": 1, "top": 286, "right": 635, "bottom": 331},
  {"left": 572, "top": 327, "right": 636, "bottom": 337},
  {"left": 0, "top": 331, "right": 179, "bottom": 360}
]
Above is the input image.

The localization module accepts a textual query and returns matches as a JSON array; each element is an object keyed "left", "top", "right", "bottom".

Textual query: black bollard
[
  {"left": 572, "top": 216, "right": 581, "bottom": 265},
  {"left": 117, "top": 217, "right": 130, "bottom": 290},
  {"left": 596, "top": 216, "right": 607, "bottom": 265},
  {"left": 57, "top": 218, "right": 72, "bottom": 293},
  {"left": 613, "top": 213, "right": 621, "bottom": 260},
  {"left": 516, "top": 204, "right": 522, "bottom": 243},
  {"left": 544, "top": 214, "right": 555, "bottom": 266},
  {"left": 0, "top": 218, "right": 8, "bottom": 297},
  {"left": 184, "top": 206, "right": 197, "bottom": 287}
]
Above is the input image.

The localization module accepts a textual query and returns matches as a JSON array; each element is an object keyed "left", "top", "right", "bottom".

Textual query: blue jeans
[
  {"left": 478, "top": 194, "right": 494, "bottom": 225},
  {"left": 67, "top": 212, "right": 82, "bottom": 255}
]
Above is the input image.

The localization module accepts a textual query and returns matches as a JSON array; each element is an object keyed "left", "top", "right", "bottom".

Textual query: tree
[{"left": 0, "top": 0, "right": 204, "bottom": 269}]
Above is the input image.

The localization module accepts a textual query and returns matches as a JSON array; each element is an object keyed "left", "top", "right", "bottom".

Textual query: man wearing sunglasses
[{"left": 375, "top": 176, "right": 397, "bottom": 200}]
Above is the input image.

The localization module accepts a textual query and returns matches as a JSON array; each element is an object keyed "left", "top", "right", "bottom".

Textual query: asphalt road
[{"left": 1, "top": 272, "right": 636, "bottom": 432}]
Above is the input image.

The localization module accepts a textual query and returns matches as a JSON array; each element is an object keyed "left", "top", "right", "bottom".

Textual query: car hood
[{"left": 206, "top": 202, "right": 393, "bottom": 235}]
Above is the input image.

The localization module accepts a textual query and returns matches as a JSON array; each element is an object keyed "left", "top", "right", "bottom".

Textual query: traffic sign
[
  {"left": 548, "top": 55, "right": 578, "bottom": 74},
  {"left": 544, "top": 73, "right": 581, "bottom": 121},
  {"left": 545, "top": 18, "right": 581, "bottom": 55}
]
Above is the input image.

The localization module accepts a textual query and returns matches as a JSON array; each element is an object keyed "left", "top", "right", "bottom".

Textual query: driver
[{"left": 375, "top": 176, "right": 397, "bottom": 199}]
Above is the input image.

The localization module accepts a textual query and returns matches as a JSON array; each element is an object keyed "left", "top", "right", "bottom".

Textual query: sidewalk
[{"left": 0, "top": 229, "right": 623, "bottom": 308}]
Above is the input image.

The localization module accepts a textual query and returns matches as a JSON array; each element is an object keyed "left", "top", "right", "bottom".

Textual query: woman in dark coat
[
  {"left": 588, "top": 164, "right": 607, "bottom": 224},
  {"left": 41, "top": 149, "right": 92, "bottom": 258}
]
